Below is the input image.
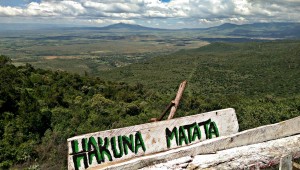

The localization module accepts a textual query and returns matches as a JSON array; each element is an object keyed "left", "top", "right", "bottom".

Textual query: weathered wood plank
[
  {"left": 142, "top": 134, "right": 300, "bottom": 170},
  {"left": 96, "top": 115, "right": 300, "bottom": 170},
  {"left": 67, "top": 108, "right": 238, "bottom": 170}
]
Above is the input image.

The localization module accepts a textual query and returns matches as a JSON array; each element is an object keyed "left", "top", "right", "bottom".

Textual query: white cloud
[
  {"left": 26, "top": 2, "right": 59, "bottom": 16},
  {"left": 0, "top": 6, "right": 23, "bottom": 16},
  {"left": 0, "top": 1, "right": 86, "bottom": 17},
  {"left": 83, "top": 1, "right": 140, "bottom": 13},
  {"left": 88, "top": 19, "right": 136, "bottom": 24},
  {"left": 0, "top": 0, "right": 299, "bottom": 27},
  {"left": 232, "top": 0, "right": 252, "bottom": 15},
  {"left": 61, "top": 1, "right": 86, "bottom": 15}
]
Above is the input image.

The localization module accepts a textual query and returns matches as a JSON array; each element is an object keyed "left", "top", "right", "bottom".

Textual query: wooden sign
[{"left": 67, "top": 108, "right": 238, "bottom": 170}]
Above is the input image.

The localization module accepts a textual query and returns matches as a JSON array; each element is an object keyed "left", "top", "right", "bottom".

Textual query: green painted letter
[
  {"left": 135, "top": 131, "right": 146, "bottom": 154},
  {"left": 165, "top": 127, "right": 178, "bottom": 148},
  {"left": 111, "top": 136, "right": 123, "bottom": 158},
  {"left": 178, "top": 126, "right": 189, "bottom": 145},
  {"left": 208, "top": 121, "right": 219, "bottom": 139}
]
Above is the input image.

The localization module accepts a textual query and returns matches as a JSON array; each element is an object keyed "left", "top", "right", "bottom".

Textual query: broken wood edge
[{"left": 97, "top": 115, "right": 300, "bottom": 170}]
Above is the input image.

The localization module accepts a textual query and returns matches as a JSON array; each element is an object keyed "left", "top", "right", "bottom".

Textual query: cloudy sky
[{"left": 0, "top": 0, "right": 299, "bottom": 28}]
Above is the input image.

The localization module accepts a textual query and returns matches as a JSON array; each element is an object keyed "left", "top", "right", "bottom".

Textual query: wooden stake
[
  {"left": 150, "top": 80, "right": 187, "bottom": 122},
  {"left": 167, "top": 80, "right": 187, "bottom": 120}
]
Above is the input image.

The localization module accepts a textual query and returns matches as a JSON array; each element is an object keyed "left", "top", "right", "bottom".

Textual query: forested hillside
[
  {"left": 0, "top": 40, "right": 300, "bottom": 169},
  {"left": 0, "top": 56, "right": 166, "bottom": 169},
  {"left": 98, "top": 40, "right": 300, "bottom": 130}
]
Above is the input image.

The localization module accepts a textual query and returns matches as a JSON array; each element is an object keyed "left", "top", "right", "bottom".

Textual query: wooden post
[{"left": 167, "top": 80, "right": 187, "bottom": 120}]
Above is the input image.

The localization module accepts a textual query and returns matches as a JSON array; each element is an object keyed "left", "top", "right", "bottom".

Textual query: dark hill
[
  {"left": 214, "top": 23, "right": 238, "bottom": 29},
  {"left": 99, "top": 23, "right": 164, "bottom": 31}
]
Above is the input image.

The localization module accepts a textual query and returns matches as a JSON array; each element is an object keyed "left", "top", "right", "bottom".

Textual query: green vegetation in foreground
[
  {"left": 0, "top": 40, "right": 300, "bottom": 169},
  {"left": 0, "top": 57, "right": 166, "bottom": 169}
]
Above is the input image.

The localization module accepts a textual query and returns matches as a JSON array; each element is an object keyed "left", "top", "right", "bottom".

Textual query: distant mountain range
[
  {"left": 1, "top": 22, "right": 300, "bottom": 38},
  {"left": 199, "top": 22, "right": 300, "bottom": 38},
  {"left": 72, "top": 22, "right": 300, "bottom": 38}
]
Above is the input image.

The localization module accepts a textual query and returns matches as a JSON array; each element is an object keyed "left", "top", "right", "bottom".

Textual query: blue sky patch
[
  {"left": 160, "top": 0, "right": 171, "bottom": 3},
  {"left": 0, "top": 0, "right": 41, "bottom": 7}
]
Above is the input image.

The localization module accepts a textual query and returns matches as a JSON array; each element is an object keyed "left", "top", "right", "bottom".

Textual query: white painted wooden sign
[{"left": 67, "top": 108, "right": 239, "bottom": 170}]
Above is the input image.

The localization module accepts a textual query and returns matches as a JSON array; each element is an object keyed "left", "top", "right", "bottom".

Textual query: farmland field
[{"left": 0, "top": 28, "right": 209, "bottom": 74}]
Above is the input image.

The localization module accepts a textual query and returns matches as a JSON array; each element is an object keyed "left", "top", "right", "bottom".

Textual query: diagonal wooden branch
[
  {"left": 150, "top": 101, "right": 175, "bottom": 122},
  {"left": 150, "top": 80, "right": 187, "bottom": 122},
  {"left": 167, "top": 80, "right": 187, "bottom": 120}
]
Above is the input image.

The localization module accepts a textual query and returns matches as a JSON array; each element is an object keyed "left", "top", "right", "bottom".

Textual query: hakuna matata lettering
[
  {"left": 165, "top": 119, "right": 219, "bottom": 148},
  {"left": 70, "top": 119, "right": 219, "bottom": 170},
  {"left": 70, "top": 131, "right": 146, "bottom": 170}
]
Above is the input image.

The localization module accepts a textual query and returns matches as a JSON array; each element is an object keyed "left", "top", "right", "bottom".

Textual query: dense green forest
[
  {"left": 0, "top": 41, "right": 300, "bottom": 169},
  {"left": 0, "top": 56, "right": 167, "bottom": 169}
]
